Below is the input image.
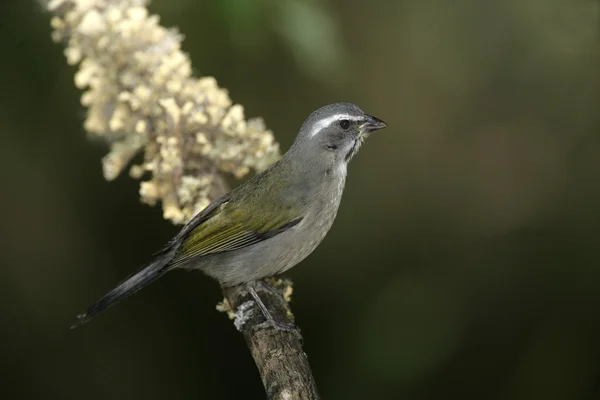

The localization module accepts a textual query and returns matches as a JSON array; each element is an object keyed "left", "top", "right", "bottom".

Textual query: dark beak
[{"left": 361, "top": 114, "right": 388, "bottom": 134}]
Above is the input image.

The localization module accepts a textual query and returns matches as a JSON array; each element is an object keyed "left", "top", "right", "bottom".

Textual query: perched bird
[{"left": 72, "top": 102, "right": 386, "bottom": 329}]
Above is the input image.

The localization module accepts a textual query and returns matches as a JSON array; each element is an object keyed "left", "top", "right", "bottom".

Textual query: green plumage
[{"left": 172, "top": 200, "right": 300, "bottom": 266}]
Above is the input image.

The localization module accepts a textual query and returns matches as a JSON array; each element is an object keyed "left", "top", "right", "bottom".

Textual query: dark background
[{"left": 1, "top": 0, "right": 600, "bottom": 399}]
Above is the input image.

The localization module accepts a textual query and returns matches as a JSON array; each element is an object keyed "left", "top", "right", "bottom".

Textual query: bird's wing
[{"left": 169, "top": 197, "right": 303, "bottom": 267}]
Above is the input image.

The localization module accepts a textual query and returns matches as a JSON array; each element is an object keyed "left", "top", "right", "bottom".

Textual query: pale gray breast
[
  {"left": 296, "top": 167, "right": 346, "bottom": 254},
  {"left": 263, "top": 165, "right": 347, "bottom": 274}
]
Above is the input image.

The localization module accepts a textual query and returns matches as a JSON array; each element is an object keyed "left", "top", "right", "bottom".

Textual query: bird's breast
[{"left": 289, "top": 171, "right": 346, "bottom": 252}]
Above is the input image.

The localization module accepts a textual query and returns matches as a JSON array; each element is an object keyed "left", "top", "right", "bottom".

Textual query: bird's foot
[
  {"left": 255, "top": 319, "right": 298, "bottom": 333},
  {"left": 246, "top": 284, "right": 299, "bottom": 333}
]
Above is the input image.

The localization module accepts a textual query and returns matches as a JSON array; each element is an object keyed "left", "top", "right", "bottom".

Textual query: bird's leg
[
  {"left": 246, "top": 284, "right": 297, "bottom": 332},
  {"left": 253, "top": 279, "right": 292, "bottom": 311}
]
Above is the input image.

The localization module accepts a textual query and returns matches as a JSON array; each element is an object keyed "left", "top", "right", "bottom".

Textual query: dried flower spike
[{"left": 47, "top": 0, "right": 280, "bottom": 224}]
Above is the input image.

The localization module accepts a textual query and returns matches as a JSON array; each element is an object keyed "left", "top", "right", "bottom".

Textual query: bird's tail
[{"left": 71, "top": 249, "right": 176, "bottom": 329}]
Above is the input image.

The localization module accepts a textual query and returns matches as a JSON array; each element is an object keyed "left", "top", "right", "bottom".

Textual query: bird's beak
[{"left": 360, "top": 114, "right": 388, "bottom": 135}]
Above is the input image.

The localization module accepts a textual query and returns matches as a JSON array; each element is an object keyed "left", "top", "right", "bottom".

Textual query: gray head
[{"left": 289, "top": 103, "right": 387, "bottom": 168}]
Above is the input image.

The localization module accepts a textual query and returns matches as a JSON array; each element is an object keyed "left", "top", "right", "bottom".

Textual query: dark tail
[{"left": 71, "top": 250, "right": 175, "bottom": 329}]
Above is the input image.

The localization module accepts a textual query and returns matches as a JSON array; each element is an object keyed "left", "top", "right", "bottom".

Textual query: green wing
[{"left": 169, "top": 196, "right": 302, "bottom": 267}]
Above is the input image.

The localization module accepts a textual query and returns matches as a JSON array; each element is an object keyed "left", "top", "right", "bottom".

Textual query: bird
[{"left": 72, "top": 102, "right": 387, "bottom": 329}]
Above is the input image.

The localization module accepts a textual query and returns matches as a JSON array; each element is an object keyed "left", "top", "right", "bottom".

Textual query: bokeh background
[{"left": 2, "top": 0, "right": 600, "bottom": 399}]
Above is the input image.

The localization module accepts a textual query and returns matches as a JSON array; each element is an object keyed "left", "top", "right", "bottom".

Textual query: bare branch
[{"left": 221, "top": 279, "right": 320, "bottom": 400}]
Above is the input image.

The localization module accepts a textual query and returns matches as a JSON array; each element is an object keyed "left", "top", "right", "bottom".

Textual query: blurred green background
[{"left": 1, "top": 0, "right": 600, "bottom": 399}]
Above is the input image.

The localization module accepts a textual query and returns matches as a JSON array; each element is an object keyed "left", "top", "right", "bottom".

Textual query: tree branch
[
  {"left": 220, "top": 279, "right": 319, "bottom": 400},
  {"left": 45, "top": 0, "right": 318, "bottom": 398}
]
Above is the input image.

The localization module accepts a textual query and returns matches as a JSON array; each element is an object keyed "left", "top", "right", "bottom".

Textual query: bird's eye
[{"left": 339, "top": 119, "right": 351, "bottom": 130}]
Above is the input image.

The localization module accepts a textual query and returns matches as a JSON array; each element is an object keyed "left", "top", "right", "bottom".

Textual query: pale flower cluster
[{"left": 47, "top": 0, "right": 280, "bottom": 224}]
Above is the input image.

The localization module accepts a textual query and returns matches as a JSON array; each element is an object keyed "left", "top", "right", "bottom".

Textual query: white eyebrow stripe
[{"left": 309, "top": 114, "right": 363, "bottom": 137}]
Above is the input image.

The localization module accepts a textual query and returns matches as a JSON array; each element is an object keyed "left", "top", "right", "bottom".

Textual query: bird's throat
[{"left": 344, "top": 136, "right": 364, "bottom": 162}]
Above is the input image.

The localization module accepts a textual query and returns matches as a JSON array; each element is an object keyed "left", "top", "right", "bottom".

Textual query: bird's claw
[
  {"left": 254, "top": 319, "right": 299, "bottom": 333},
  {"left": 245, "top": 283, "right": 298, "bottom": 333}
]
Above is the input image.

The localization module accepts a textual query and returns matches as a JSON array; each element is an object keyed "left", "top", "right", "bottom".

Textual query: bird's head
[{"left": 291, "top": 102, "right": 387, "bottom": 167}]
